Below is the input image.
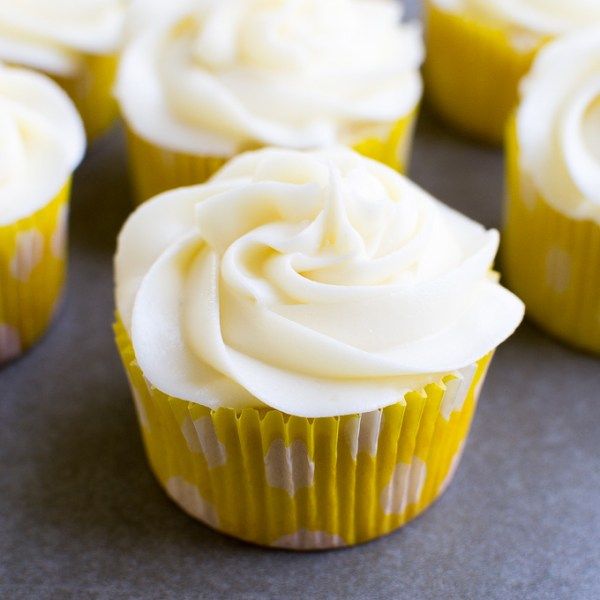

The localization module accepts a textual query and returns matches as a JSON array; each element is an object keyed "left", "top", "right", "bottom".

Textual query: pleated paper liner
[
  {"left": 0, "top": 181, "right": 71, "bottom": 364},
  {"left": 351, "top": 106, "right": 418, "bottom": 175},
  {"left": 126, "top": 107, "right": 418, "bottom": 205},
  {"left": 125, "top": 129, "right": 230, "bottom": 206},
  {"left": 115, "top": 319, "right": 493, "bottom": 549},
  {"left": 424, "top": 0, "right": 544, "bottom": 145},
  {"left": 503, "top": 120, "right": 600, "bottom": 354},
  {"left": 53, "top": 54, "right": 119, "bottom": 142}
]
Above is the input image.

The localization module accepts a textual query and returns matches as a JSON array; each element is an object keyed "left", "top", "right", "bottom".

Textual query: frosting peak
[
  {"left": 117, "top": 0, "right": 423, "bottom": 156},
  {"left": 115, "top": 148, "right": 524, "bottom": 417}
]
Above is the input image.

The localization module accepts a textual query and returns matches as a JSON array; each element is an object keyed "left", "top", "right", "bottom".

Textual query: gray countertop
[{"left": 1, "top": 4, "right": 599, "bottom": 598}]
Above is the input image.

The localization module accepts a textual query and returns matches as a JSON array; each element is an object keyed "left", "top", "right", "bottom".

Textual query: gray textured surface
[
  {"left": 2, "top": 6, "right": 600, "bottom": 600},
  {"left": 2, "top": 114, "right": 599, "bottom": 600}
]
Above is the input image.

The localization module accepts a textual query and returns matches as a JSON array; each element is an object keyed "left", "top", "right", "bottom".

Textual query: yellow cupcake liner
[
  {"left": 126, "top": 108, "right": 418, "bottom": 205},
  {"left": 0, "top": 182, "right": 71, "bottom": 364},
  {"left": 53, "top": 54, "right": 119, "bottom": 142},
  {"left": 351, "top": 107, "right": 418, "bottom": 174},
  {"left": 503, "top": 120, "right": 600, "bottom": 354},
  {"left": 125, "top": 129, "right": 230, "bottom": 206},
  {"left": 424, "top": 1, "right": 544, "bottom": 144},
  {"left": 115, "top": 319, "right": 492, "bottom": 549}
]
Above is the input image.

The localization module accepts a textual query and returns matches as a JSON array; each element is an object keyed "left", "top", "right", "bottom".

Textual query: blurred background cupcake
[
  {"left": 424, "top": 0, "right": 600, "bottom": 144},
  {"left": 0, "top": 0, "right": 127, "bottom": 140},
  {"left": 116, "top": 0, "right": 424, "bottom": 204},
  {"left": 503, "top": 28, "right": 600, "bottom": 354},
  {"left": 0, "top": 63, "right": 84, "bottom": 364},
  {"left": 114, "top": 147, "right": 524, "bottom": 549}
]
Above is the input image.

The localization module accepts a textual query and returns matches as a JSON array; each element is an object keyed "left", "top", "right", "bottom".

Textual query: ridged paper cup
[
  {"left": 424, "top": 1, "right": 544, "bottom": 145},
  {"left": 503, "top": 120, "right": 600, "bottom": 354},
  {"left": 52, "top": 54, "right": 119, "bottom": 142},
  {"left": 0, "top": 181, "right": 71, "bottom": 364},
  {"left": 115, "top": 319, "right": 493, "bottom": 549},
  {"left": 125, "top": 129, "right": 230, "bottom": 206},
  {"left": 126, "top": 108, "right": 418, "bottom": 205}
]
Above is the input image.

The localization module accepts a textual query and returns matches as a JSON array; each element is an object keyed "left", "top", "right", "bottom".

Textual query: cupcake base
[
  {"left": 115, "top": 319, "right": 492, "bottom": 549},
  {"left": 0, "top": 182, "right": 71, "bottom": 364},
  {"left": 424, "top": 1, "right": 542, "bottom": 145},
  {"left": 503, "top": 121, "right": 600, "bottom": 354},
  {"left": 126, "top": 108, "right": 418, "bottom": 205}
]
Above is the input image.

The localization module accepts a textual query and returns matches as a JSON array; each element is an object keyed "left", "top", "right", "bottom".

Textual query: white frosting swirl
[
  {"left": 115, "top": 148, "right": 524, "bottom": 418},
  {"left": 116, "top": 0, "right": 423, "bottom": 156},
  {"left": 0, "top": 1, "right": 127, "bottom": 76},
  {"left": 517, "top": 28, "right": 600, "bottom": 224},
  {"left": 0, "top": 63, "right": 85, "bottom": 225},
  {"left": 434, "top": 0, "right": 600, "bottom": 41}
]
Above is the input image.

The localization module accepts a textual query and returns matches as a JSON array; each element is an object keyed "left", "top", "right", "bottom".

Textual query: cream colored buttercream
[
  {"left": 0, "top": 0, "right": 127, "bottom": 76},
  {"left": 0, "top": 63, "right": 85, "bottom": 225},
  {"left": 517, "top": 28, "right": 600, "bottom": 223},
  {"left": 115, "top": 148, "right": 524, "bottom": 417},
  {"left": 116, "top": 0, "right": 423, "bottom": 156}
]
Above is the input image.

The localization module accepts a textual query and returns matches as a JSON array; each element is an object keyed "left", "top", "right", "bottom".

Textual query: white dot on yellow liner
[
  {"left": 51, "top": 205, "right": 69, "bottom": 259},
  {"left": 519, "top": 173, "right": 538, "bottom": 211},
  {"left": 441, "top": 363, "right": 476, "bottom": 421},
  {"left": 344, "top": 410, "right": 382, "bottom": 460},
  {"left": 380, "top": 457, "right": 427, "bottom": 516},
  {"left": 0, "top": 323, "right": 22, "bottom": 363},
  {"left": 271, "top": 530, "right": 347, "bottom": 550},
  {"left": 438, "top": 441, "right": 466, "bottom": 495},
  {"left": 180, "top": 416, "right": 227, "bottom": 468},
  {"left": 545, "top": 246, "right": 572, "bottom": 294},
  {"left": 265, "top": 439, "right": 315, "bottom": 496},
  {"left": 165, "top": 476, "right": 219, "bottom": 528},
  {"left": 10, "top": 229, "right": 44, "bottom": 282}
]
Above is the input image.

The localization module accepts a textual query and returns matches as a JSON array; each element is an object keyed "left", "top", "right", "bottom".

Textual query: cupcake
[
  {"left": 0, "top": 0, "right": 127, "bottom": 140},
  {"left": 424, "top": 0, "right": 600, "bottom": 144},
  {"left": 503, "top": 29, "right": 600, "bottom": 354},
  {"left": 0, "top": 63, "right": 85, "bottom": 364},
  {"left": 114, "top": 147, "right": 524, "bottom": 549},
  {"left": 115, "top": 0, "right": 423, "bottom": 204}
]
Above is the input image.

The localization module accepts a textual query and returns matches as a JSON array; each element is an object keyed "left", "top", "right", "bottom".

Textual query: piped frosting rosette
[
  {"left": 0, "top": 63, "right": 84, "bottom": 225},
  {"left": 116, "top": 147, "right": 524, "bottom": 418},
  {"left": 0, "top": 0, "right": 127, "bottom": 76},
  {"left": 517, "top": 28, "right": 600, "bottom": 224},
  {"left": 117, "top": 0, "right": 423, "bottom": 156}
]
